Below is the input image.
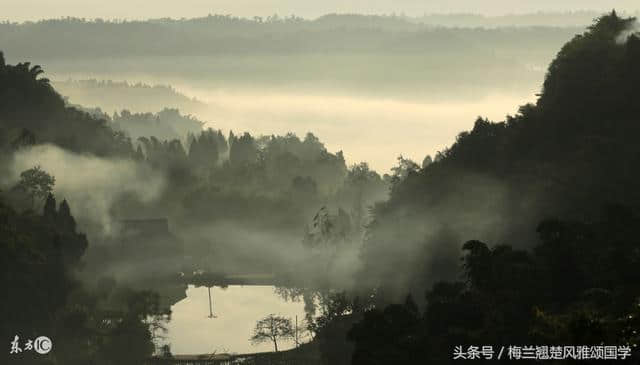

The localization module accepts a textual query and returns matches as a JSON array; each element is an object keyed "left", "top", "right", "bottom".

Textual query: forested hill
[
  {"left": 0, "top": 15, "right": 582, "bottom": 100},
  {"left": 0, "top": 15, "right": 580, "bottom": 58},
  {"left": 0, "top": 53, "right": 135, "bottom": 157},
  {"left": 359, "top": 11, "right": 640, "bottom": 299},
  {"left": 0, "top": 49, "right": 389, "bottom": 254}
]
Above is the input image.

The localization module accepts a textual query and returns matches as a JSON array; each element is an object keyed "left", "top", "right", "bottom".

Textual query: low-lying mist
[
  {"left": 191, "top": 89, "right": 535, "bottom": 172},
  {"left": 55, "top": 79, "right": 536, "bottom": 172},
  {"left": 183, "top": 220, "right": 363, "bottom": 288},
  {"left": 8, "top": 144, "right": 166, "bottom": 233},
  {"left": 6, "top": 146, "right": 365, "bottom": 292}
]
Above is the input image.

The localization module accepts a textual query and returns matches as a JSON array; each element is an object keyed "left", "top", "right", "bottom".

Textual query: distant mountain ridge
[{"left": 54, "top": 79, "right": 206, "bottom": 115}]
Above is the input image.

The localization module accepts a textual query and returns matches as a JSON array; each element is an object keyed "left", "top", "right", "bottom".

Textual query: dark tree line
[
  {"left": 345, "top": 207, "right": 640, "bottom": 364},
  {"left": 332, "top": 11, "right": 640, "bottom": 365},
  {"left": 0, "top": 51, "right": 135, "bottom": 158},
  {"left": 358, "top": 11, "right": 640, "bottom": 302},
  {"left": 1, "top": 192, "right": 169, "bottom": 365},
  {"left": 1, "top": 47, "right": 386, "bottom": 239},
  {"left": 0, "top": 15, "right": 579, "bottom": 58},
  {"left": 0, "top": 15, "right": 580, "bottom": 99}
]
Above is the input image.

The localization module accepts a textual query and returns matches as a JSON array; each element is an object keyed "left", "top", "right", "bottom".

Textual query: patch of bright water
[{"left": 164, "top": 285, "right": 308, "bottom": 355}]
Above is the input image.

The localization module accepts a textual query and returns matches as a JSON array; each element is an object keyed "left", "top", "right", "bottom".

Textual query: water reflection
[{"left": 165, "top": 285, "right": 308, "bottom": 355}]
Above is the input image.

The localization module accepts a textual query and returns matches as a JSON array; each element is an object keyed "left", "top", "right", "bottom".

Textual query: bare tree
[{"left": 250, "top": 314, "right": 294, "bottom": 352}]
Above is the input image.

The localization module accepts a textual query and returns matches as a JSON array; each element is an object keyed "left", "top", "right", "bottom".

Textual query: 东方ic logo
[{"left": 9, "top": 335, "right": 52, "bottom": 355}]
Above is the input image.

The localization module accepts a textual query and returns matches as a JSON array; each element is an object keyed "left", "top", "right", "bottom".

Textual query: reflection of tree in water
[
  {"left": 275, "top": 286, "right": 318, "bottom": 315},
  {"left": 207, "top": 286, "right": 216, "bottom": 318},
  {"left": 275, "top": 286, "right": 365, "bottom": 344},
  {"left": 274, "top": 286, "right": 318, "bottom": 342},
  {"left": 188, "top": 270, "right": 229, "bottom": 319}
]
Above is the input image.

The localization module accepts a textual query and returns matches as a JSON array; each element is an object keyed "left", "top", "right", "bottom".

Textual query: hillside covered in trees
[
  {"left": 1, "top": 9, "right": 640, "bottom": 365},
  {"left": 328, "top": 11, "right": 640, "bottom": 364},
  {"left": 0, "top": 42, "right": 389, "bottom": 313},
  {"left": 357, "top": 10, "right": 640, "bottom": 300}
]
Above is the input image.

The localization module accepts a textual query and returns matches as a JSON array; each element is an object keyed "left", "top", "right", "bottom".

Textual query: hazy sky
[{"left": 3, "top": 0, "right": 639, "bottom": 21}]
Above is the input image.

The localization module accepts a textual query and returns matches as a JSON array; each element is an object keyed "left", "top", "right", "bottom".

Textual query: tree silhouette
[
  {"left": 229, "top": 132, "right": 258, "bottom": 165},
  {"left": 347, "top": 12, "right": 640, "bottom": 364},
  {"left": 250, "top": 314, "right": 294, "bottom": 352},
  {"left": 43, "top": 192, "right": 56, "bottom": 221},
  {"left": 15, "top": 165, "right": 55, "bottom": 209},
  {"left": 0, "top": 53, "right": 136, "bottom": 157}
]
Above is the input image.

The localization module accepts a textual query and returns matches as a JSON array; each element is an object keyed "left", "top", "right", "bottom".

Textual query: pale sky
[{"left": 2, "top": 0, "right": 639, "bottom": 22}]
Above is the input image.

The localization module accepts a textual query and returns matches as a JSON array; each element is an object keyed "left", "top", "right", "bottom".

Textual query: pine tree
[
  {"left": 43, "top": 193, "right": 57, "bottom": 221},
  {"left": 58, "top": 199, "right": 76, "bottom": 232}
]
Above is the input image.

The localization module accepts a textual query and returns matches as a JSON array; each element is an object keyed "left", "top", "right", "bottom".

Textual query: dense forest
[
  {"left": 335, "top": 11, "right": 640, "bottom": 364},
  {"left": 1, "top": 9, "right": 640, "bottom": 365},
  {"left": 0, "top": 36, "right": 389, "bottom": 325},
  {"left": 0, "top": 188, "right": 170, "bottom": 365}
]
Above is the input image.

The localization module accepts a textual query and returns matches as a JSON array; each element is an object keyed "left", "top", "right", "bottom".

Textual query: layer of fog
[
  {"left": 53, "top": 78, "right": 536, "bottom": 172},
  {"left": 191, "top": 89, "right": 535, "bottom": 173},
  {"left": 183, "top": 220, "right": 362, "bottom": 287},
  {"left": 618, "top": 22, "right": 640, "bottom": 43},
  {"left": 9, "top": 144, "right": 166, "bottom": 233},
  {"left": 5, "top": 146, "right": 364, "bottom": 292}
]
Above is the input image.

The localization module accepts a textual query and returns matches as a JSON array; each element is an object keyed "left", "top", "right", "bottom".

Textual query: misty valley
[{"left": 2, "top": 8, "right": 640, "bottom": 365}]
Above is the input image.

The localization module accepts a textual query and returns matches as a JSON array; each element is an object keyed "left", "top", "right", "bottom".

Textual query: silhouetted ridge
[
  {"left": 0, "top": 55, "right": 134, "bottom": 157},
  {"left": 344, "top": 13, "right": 640, "bottom": 365},
  {"left": 359, "top": 11, "right": 640, "bottom": 301},
  {"left": 539, "top": 11, "right": 639, "bottom": 117}
]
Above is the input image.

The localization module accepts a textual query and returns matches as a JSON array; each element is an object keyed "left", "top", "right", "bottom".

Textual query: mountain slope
[{"left": 359, "top": 11, "right": 640, "bottom": 299}]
